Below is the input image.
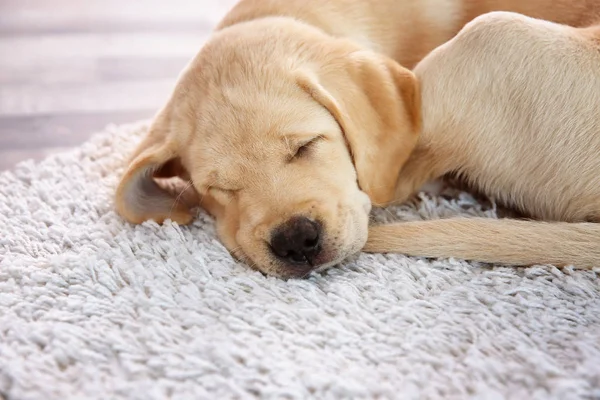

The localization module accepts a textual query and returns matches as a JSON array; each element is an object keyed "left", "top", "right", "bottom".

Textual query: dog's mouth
[
  {"left": 221, "top": 231, "right": 340, "bottom": 279},
  {"left": 275, "top": 248, "right": 343, "bottom": 279}
]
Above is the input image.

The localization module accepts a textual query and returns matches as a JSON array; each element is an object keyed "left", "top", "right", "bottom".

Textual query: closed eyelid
[
  {"left": 287, "top": 135, "right": 326, "bottom": 155},
  {"left": 210, "top": 186, "right": 240, "bottom": 193},
  {"left": 285, "top": 133, "right": 326, "bottom": 147},
  {"left": 206, "top": 185, "right": 241, "bottom": 196}
]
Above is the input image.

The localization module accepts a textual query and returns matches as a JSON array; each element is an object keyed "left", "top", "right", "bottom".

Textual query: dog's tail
[{"left": 365, "top": 218, "right": 600, "bottom": 268}]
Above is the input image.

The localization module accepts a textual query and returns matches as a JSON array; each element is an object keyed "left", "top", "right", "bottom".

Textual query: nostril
[
  {"left": 304, "top": 236, "right": 319, "bottom": 249},
  {"left": 289, "top": 251, "right": 307, "bottom": 263}
]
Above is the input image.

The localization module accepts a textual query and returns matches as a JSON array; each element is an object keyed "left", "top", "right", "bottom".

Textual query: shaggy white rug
[{"left": 1, "top": 122, "right": 599, "bottom": 400}]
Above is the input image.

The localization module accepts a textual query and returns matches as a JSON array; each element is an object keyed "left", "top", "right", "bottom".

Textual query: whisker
[
  {"left": 168, "top": 178, "right": 195, "bottom": 220},
  {"left": 382, "top": 207, "right": 397, "bottom": 220}
]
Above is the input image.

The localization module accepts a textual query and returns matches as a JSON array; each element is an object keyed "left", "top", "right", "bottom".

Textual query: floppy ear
[
  {"left": 115, "top": 113, "right": 195, "bottom": 225},
  {"left": 296, "top": 51, "right": 421, "bottom": 206}
]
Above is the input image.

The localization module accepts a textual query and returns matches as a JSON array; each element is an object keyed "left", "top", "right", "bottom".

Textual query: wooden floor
[{"left": 0, "top": 0, "right": 237, "bottom": 171}]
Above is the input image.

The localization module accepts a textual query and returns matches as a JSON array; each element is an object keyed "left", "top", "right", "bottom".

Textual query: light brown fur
[
  {"left": 365, "top": 12, "right": 600, "bottom": 267},
  {"left": 115, "top": 0, "right": 600, "bottom": 278}
]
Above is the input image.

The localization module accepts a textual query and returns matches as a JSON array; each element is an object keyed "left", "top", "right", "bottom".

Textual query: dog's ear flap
[
  {"left": 297, "top": 51, "right": 421, "bottom": 206},
  {"left": 115, "top": 113, "right": 194, "bottom": 225}
]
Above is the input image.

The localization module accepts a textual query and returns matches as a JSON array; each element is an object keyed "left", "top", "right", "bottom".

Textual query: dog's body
[
  {"left": 366, "top": 14, "right": 600, "bottom": 267},
  {"left": 115, "top": 0, "right": 600, "bottom": 278},
  {"left": 218, "top": 0, "right": 600, "bottom": 69}
]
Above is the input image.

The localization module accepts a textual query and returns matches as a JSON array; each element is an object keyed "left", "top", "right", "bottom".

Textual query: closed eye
[
  {"left": 290, "top": 135, "right": 323, "bottom": 160},
  {"left": 208, "top": 186, "right": 239, "bottom": 201},
  {"left": 210, "top": 187, "right": 235, "bottom": 193}
]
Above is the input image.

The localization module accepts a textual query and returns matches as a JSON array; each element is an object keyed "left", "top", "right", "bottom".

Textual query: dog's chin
[
  {"left": 232, "top": 244, "right": 363, "bottom": 279},
  {"left": 274, "top": 257, "right": 346, "bottom": 280},
  {"left": 272, "top": 238, "right": 367, "bottom": 279}
]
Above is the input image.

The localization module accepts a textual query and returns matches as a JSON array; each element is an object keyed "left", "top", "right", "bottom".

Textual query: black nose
[{"left": 270, "top": 217, "right": 322, "bottom": 264}]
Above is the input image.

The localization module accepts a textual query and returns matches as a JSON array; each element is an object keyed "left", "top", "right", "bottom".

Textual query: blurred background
[{"left": 0, "top": 0, "right": 237, "bottom": 170}]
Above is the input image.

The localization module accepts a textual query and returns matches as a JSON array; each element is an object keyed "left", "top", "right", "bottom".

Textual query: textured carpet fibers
[{"left": 1, "top": 122, "right": 599, "bottom": 400}]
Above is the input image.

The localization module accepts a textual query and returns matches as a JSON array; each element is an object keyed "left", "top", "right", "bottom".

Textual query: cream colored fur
[
  {"left": 365, "top": 13, "right": 600, "bottom": 267},
  {"left": 115, "top": 0, "right": 600, "bottom": 277}
]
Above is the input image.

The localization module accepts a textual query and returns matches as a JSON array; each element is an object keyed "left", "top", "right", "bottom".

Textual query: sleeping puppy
[{"left": 115, "top": 0, "right": 600, "bottom": 278}]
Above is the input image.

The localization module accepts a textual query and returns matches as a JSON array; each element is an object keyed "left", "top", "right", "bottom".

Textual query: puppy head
[{"left": 115, "top": 18, "right": 420, "bottom": 278}]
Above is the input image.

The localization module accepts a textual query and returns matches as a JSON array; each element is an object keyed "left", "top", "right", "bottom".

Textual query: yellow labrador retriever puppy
[{"left": 115, "top": 0, "right": 600, "bottom": 278}]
